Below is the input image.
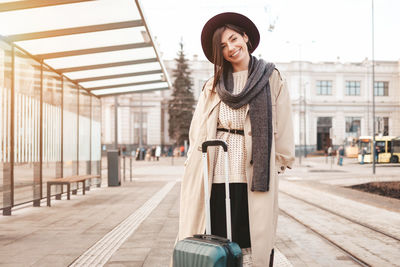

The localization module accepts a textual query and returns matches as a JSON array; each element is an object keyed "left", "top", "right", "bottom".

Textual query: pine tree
[{"left": 168, "top": 42, "right": 196, "bottom": 146}]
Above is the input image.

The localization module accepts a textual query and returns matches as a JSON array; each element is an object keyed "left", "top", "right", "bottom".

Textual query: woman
[{"left": 177, "top": 12, "right": 294, "bottom": 266}]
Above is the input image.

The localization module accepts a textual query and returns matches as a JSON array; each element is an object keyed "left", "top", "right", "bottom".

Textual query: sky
[{"left": 140, "top": 0, "right": 400, "bottom": 63}]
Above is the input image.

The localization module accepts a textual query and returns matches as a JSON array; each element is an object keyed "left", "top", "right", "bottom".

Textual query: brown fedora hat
[{"left": 201, "top": 12, "right": 260, "bottom": 63}]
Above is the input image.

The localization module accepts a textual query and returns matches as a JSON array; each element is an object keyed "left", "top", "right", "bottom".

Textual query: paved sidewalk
[
  {"left": 288, "top": 156, "right": 400, "bottom": 186},
  {"left": 0, "top": 156, "right": 398, "bottom": 266},
  {"left": 0, "top": 158, "right": 182, "bottom": 266}
]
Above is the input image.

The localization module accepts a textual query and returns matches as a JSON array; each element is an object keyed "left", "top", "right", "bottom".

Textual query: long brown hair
[{"left": 211, "top": 24, "right": 253, "bottom": 89}]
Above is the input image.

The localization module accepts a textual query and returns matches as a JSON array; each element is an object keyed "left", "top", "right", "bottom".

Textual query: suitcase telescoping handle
[{"left": 201, "top": 140, "right": 232, "bottom": 241}]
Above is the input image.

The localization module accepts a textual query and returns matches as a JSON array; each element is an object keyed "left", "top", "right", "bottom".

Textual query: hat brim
[{"left": 201, "top": 12, "right": 260, "bottom": 63}]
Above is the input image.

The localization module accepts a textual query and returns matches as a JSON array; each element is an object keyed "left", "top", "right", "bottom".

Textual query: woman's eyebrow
[{"left": 221, "top": 34, "right": 236, "bottom": 45}]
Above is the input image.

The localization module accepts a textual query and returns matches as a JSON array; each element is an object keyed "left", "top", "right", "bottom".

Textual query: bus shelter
[{"left": 0, "top": 0, "right": 171, "bottom": 215}]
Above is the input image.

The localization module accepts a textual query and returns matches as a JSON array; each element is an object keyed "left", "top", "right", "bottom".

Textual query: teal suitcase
[{"left": 173, "top": 140, "right": 243, "bottom": 267}]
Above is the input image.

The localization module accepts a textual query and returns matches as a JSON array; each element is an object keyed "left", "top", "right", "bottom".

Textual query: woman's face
[{"left": 220, "top": 28, "right": 249, "bottom": 67}]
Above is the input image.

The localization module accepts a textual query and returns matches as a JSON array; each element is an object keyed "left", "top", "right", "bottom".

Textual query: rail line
[
  {"left": 280, "top": 190, "right": 400, "bottom": 242},
  {"left": 279, "top": 190, "right": 400, "bottom": 266},
  {"left": 279, "top": 209, "right": 370, "bottom": 267}
]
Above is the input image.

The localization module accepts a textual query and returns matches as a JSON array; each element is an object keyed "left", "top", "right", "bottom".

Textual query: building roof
[{"left": 0, "top": 0, "right": 171, "bottom": 97}]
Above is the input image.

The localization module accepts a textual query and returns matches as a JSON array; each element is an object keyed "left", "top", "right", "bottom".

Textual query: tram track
[
  {"left": 279, "top": 209, "right": 370, "bottom": 267},
  {"left": 280, "top": 190, "right": 400, "bottom": 242},
  {"left": 278, "top": 190, "right": 400, "bottom": 266}
]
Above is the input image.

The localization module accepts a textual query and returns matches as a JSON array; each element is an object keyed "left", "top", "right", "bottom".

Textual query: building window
[
  {"left": 345, "top": 81, "right": 360, "bottom": 96},
  {"left": 374, "top": 81, "right": 389, "bottom": 96},
  {"left": 376, "top": 116, "right": 389, "bottom": 136},
  {"left": 316, "top": 80, "right": 332, "bottom": 95},
  {"left": 345, "top": 117, "right": 361, "bottom": 137}
]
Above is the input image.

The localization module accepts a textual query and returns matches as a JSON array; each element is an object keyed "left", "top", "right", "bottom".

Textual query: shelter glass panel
[
  {"left": 91, "top": 97, "right": 101, "bottom": 177},
  {"left": 65, "top": 62, "right": 161, "bottom": 80},
  {"left": 134, "top": 112, "right": 147, "bottom": 145},
  {"left": 13, "top": 47, "right": 41, "bottom": 205},
  {"left": 80, "top": 73, "right": 163, "bottom": 89},
  {"left": 0, "top": 40, "right": 12, "bottom": 209},
  {"left": 17, "top": 27, "right": 147, "bottom": 55},
  {"left": 45, "top": 47, "right": 156, "bottom": 70},
  {"left": 78, "top": 90, "right": 91, "bottom": 175},
  {"left": 63, "top": 80, "right": 78, "bottom": 177},
  {"left": 42, "top": 66, "right": 62, "bottom": 198},
  {"left": 93, "top": 82, "right": 168, "bottom": 96}
]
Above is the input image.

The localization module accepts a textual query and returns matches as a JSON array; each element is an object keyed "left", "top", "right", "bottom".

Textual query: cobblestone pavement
[{"left": 0, "top": 156, "right": 398, "bottom": 266}]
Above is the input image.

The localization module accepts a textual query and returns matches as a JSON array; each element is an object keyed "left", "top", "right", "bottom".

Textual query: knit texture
[
  {"left": 213, "top": 70, "right": 248, "bottom": 183},
  {"left": 216, "top": 56, "right": 275, "bottom": 192}
]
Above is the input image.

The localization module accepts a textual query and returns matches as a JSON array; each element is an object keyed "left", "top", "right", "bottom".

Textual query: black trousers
[
  {"left": 210, "top": 183, "right": 251, "bottom": 248},
  {"left": 210, "top": 183, "right": 275, "bottom": 266}
]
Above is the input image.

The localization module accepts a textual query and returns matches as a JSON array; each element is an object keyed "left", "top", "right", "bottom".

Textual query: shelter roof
[{"left": 0, "top": 0, "right": 171, "bottom": 97}]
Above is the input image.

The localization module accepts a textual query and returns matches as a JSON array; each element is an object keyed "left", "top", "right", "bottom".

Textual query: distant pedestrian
[
  {"left": 180, "top": 145, "right": 185, "bottom": 157},
  {"left": 338, "top": 146, "right": 344, "bottom": 166},
  {"left": 324, "top": 146, "right": 328, "bottom": 164},
  {"left": 135, "top": 147, "right": 140, "bottom": 161},
  {"left": 155, "top": 145, "right": 161, "bottom": 161},
  {"left": 327, "top": 146, "right": 333, "bottom": 166},
  {"left": 328, "top": 146, "right": 332, "bottom": 156},
  {"left": 375, "top": 145, "right": 380, "bottom": 163},
  {"left": 151, "top": 146, "right": 156, "bottom": 161},
  {"left": 361, "top": 147, "right": 367, "bottom": 164},
  {"left": 145, "top": 148, "right": 151, "bottom": 161}
]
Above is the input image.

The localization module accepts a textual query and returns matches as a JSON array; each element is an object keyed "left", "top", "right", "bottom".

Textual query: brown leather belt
[{"left": 217, "top": 128, "right": 245, "bottom": 136}]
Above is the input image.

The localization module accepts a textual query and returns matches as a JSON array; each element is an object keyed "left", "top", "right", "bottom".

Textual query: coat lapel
[
  {"left": 204, "top": 89, "right": 220, "bottom": 194},
  {"left": 206, "top": 89, "right": 220, "bottom": 118}
]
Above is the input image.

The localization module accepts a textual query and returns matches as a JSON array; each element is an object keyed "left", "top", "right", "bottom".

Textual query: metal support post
[
  {"left": 123, "top": 156, "right": 126, "bottom": 182},
  {"left": 130, "top": 156, "right": 132, "bottom": 181},
  {"left": 114, "top": 96, "right": 118, "bottom": 149},
  {"left": 371, "top": 0, "right": 376, "bottom": 175}
]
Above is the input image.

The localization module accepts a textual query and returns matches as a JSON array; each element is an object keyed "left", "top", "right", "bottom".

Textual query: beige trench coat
[{"left": 178, "top": 69, "right": 295, "bottom": 266}]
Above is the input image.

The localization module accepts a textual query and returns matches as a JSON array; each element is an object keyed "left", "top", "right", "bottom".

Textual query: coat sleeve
[{"left": 274, "top": 75, "right": 295, "bottom": 173}]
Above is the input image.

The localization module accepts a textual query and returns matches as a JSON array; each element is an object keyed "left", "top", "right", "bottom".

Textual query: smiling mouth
[{"left": 231, "top": 48, "right": 241, "bottom": 57}]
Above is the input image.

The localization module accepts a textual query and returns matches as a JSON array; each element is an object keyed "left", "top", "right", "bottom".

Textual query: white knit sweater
[{"left": 213, "top": 70, "right": 248, "bottom": 184}]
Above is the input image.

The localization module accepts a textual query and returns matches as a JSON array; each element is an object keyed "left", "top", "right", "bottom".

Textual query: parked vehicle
[
  {"left": 357, "top": 136, "right": 399, "bottom": 163},
  {"left": 390, "top": 137, "right": 400, "bottom": 163}
]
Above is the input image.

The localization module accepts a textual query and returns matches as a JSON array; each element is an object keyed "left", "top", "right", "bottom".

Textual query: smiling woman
[{"left": 175, "top": 12, "right": 295, "bottom": 267}]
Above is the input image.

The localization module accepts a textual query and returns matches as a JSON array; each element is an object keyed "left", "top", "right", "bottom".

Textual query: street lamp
[
  {"left": 371, "top": 0, "right": 376, "bottom": 174},
  {"left": 286, "top": 41, "right": 315, "bottom": 164},
  {"left": 286, "top": 41, "right": 303, "bottom": 164}
]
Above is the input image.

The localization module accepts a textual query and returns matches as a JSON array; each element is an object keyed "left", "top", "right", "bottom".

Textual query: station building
[{"left": 101, "top": 57, "right": 400, "bottom": 155}]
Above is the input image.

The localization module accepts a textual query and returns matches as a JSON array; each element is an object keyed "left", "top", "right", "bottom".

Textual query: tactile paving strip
[{"left": 70, "top": 181, "right": 176, "bottom": 267}]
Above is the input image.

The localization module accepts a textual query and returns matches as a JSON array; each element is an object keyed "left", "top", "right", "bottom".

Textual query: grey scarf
[{"left": 216, "top": 56, "right": 275, "bottom": 192}]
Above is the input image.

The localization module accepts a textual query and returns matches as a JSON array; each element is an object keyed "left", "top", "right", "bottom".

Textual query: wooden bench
[{"left": 47, "top": 174, "right": 100, "bottom": 207}]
